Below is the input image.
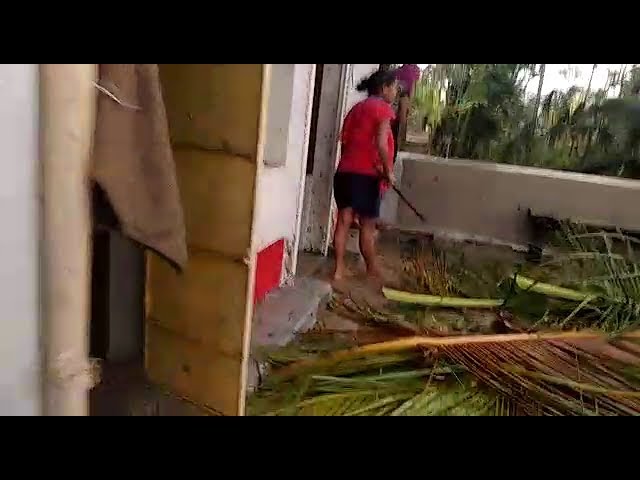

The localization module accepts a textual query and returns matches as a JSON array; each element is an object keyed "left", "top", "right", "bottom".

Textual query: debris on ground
[{"left": 249, "top": 223, "right": 640, "bottom": 416}]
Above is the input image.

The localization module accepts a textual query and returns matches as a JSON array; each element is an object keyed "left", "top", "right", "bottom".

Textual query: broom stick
[
  {"left": 376, "top": 168, "right": 426, "bottom": 223},
  {"left": 273, "top": 330, "right": 640, "bottom": 381},
  {"left": 391, "top": 184, "right": 426, "bottom": 223}
]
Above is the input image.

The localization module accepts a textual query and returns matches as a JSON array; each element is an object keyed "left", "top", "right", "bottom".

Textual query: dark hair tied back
[{"left": 356, "top": 70, "right": 397, "bottom": 96}]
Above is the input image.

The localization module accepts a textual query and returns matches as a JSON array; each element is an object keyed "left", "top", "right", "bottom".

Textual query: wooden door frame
[{"left": 321, "top": 64, "right": 351, "bottom": 256}]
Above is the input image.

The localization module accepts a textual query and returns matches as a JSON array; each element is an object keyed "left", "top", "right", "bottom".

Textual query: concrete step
[{"left": 247, "top": 276, "right": 332, "bottom": 393}]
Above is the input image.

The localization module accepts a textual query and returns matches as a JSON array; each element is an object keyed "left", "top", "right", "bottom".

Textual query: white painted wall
[
  {"left": 263, "top": 64, "right": 296, "bottom": 168},
  {"left": 379, "top": 158, "right": 404, "bottom": 224},
  {"left": 254, "top": 64, "right": 315, "bottom": 258},
  {"left": 0, "top": 64, "right": 41, "bottom": 415},
  {"left": 256, "top": 63, "right": 380, "bottom": 263}
]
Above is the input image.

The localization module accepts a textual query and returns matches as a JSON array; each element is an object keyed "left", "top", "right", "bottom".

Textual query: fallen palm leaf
[
  {"left": 249, "top": 330, "right": 640, "bottom": 416},
  {"left": 249, "top": 346, "right": 508, "bottom": 417},
  {"left": 508, "top": 266, "right": 640, "bottom": 333},
  {"left": 332, "top": 293, "right": 479, "bottom": 336},
  {"left": 386, "top": 256, "right": 640, "bottom": 334},
  {"left": 515, "top": 274, "right": 596, "bottom": 302},
  {"left": 271, "top": 330, "right": 640, "bottom": 381},
  {"left": 329, "top": 294, "right": 422, "bottom": 334},
  {"left": 402, "top": 244, "right": 454, "bottom": 297},
  {"left": 249, "top": 224, "right": 640, "bottom": 416},
  {"left": 298, "top": 328, "right": 411, "bottom": 346},
  {"left": 382, "top": 287, "right": 504, "bottom": 308},
  {"left": 440, "top": 339, "right": 640, "bottom": 416}
]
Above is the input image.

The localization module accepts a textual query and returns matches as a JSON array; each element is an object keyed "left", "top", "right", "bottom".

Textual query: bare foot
[
  {"left": 332, "top": 268, "right": 346, "bottom": 282},
  {"left": 365, "top": 271, "right": 384, "bottom": 292},
  {"left": 331, "top": 276, "right": 349, "bottom": 293},
  {"left": 331, "top": 265, "right": 348, "bottom": 289}
]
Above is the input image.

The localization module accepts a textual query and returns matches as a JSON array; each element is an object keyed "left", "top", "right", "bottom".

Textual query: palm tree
[
  {"left": 531, "top": 64, "right": 546, "bottom": 136},
  {"left": 618, "top": 64, "right": 628, "bottom": 98},
  {"left": 585, "top": 64, "right": 598, "bottom": 101},
  {"left": 406, "top": 63, "right": 640, "bottom": 178}
]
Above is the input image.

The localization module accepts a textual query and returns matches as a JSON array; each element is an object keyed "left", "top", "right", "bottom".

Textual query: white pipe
[{"left": 40, "top": 64, "right": 97, "bottom": 416}]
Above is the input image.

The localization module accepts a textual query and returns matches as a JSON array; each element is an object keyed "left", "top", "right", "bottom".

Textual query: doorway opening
[{"left": 298, "top": 64, "right": 345, "bottom": 265}]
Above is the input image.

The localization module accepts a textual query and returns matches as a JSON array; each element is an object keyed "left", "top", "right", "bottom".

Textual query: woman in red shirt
[{"left": 333, "top": 70, "right": 398, "bottom": 282}]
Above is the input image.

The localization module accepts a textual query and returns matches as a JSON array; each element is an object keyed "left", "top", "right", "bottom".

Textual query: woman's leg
[
  {"left": 359, "top": 216, "right": 381, "bottom": 278},
  {"left": 333, "top": 207, "right": 354, "bottom": 281}
]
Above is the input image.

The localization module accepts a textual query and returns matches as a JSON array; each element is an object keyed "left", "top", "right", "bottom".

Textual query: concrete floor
[{"left": 90, "top": 360, "right": 212, "bottom": 416}]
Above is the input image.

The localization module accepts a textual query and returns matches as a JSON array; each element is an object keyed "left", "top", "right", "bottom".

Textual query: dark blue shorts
[{"left": 334, "top": 172, "right": 381, "bottom": 219}]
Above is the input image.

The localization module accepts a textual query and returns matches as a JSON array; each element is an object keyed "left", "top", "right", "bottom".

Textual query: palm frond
[
  {"left": 383, "top": 287, "right": 503, "bottom": 309},
  {"left": 328, "top": 295, "right": 422, "bottom": 334},
  {"left": 385, "top": 223, "right": 640, "bottom": 334},
  {"left": 512, "top": 223, "right": 640, "bottom": 333},
  {"left": 249, "top": 223, "right": 640, "bottom": 416},
  {"left": 402, "top": 244, "right": 454, "bottom": 297},
  {"left": 248, "top": 331, "right": 640, "bottom": 416},
  {"left": 441, "top": 338, "right": 640, "bottom": 416}
]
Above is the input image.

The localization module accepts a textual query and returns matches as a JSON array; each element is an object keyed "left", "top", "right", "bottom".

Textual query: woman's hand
[
  {"left": 387, "top": 171, "right": 397, "bottom": 187},
  {"left": 376, "top": 164, "right": 396, "bottom": 187}
]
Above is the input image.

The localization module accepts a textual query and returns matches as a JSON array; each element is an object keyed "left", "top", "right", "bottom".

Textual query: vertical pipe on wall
[{"left": 40, "top": 64, "right": 97, "bottom": 416}]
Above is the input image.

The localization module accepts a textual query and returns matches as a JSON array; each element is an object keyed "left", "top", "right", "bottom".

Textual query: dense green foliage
[{"left": 408, "top": 64, "right": 640, "bottom": 178}]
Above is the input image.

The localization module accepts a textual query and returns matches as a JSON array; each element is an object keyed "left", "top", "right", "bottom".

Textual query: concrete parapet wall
[{"left": 396, "top": 153, "right": 640, "bottom": 248}]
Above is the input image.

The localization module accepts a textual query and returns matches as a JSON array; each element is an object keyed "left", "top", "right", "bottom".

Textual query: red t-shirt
[{"left": 337, "top": 97, "right": 396, "bottom": 179}]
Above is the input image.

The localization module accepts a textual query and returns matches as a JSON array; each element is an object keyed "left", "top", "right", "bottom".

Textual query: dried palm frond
[
  {"left": 333, "top": 293, "right": 480, "bottom": 336},
  {"left": 539, "top": 222, "right": 640, "bottom": 290},
  {"left": 328, "top": 294, "right": 421, "bottom": 334},
  {"left": 441, "top": 337, "right": 640, "bottom": 416},
  {"left": 329, "top": 292, "right": 496, "bottom": 338},
  {"left": 551, "top": 228, "right": 640, "bottom": 333},
  {"left": 248, "top": 331, "right": 640, "bottom": 416},
  {"left": 249, "top": 340, "right": 509, "bottom": 416},
  {"left": 249, "top": 224, "right": 640, "bottom": 416},
  {"left": 393, "top": 240, "right": 518, "bottom": 335},
  {"left": 250, "top": 372, "right": 513, "bottom": 417},
  {"left": 385, "top": 224, "right": 640, "bottom": 334},
  {"left": 402, "top": 244, "right": 454, "bottom": 297}
]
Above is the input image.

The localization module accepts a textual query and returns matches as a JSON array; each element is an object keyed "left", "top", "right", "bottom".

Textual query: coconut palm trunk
[
  {"left": 585, "top": 64, "right": 598, "bottom": 101},
  {"left": 531, "top": 63, "right": 546, "bottom": 136}
]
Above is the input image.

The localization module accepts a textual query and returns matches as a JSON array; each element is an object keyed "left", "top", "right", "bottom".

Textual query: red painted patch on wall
[{"left": 254, "top": 239, "right": 285, "bottom": 304}]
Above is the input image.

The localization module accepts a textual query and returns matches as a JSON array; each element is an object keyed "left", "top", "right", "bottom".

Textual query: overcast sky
[{"left": 417, "top": 64, "right": 628, "bottom": 97}]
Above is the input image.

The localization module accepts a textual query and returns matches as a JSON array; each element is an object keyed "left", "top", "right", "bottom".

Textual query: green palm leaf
[
  {"left": 248, "top": 330, "right": 640, "bottom": 416},
  {"left": 514, "top": 223, "right": 640, "bottom": 333}
]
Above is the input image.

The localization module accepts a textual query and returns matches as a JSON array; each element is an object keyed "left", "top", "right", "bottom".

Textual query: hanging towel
[{"left": 91, "top": 64, "right": 187, "bottom": 270}]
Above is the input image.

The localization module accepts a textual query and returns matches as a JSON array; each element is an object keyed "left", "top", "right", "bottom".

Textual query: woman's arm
[{"left": 376, "top": 119, "right": 395, "bottom": 185}]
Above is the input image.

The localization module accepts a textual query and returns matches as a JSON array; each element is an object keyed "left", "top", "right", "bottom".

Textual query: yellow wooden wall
[{"left": 145, "top": 64, "right": 266, "bottom": 416}]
